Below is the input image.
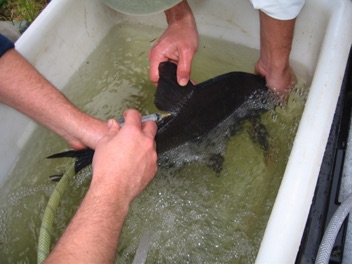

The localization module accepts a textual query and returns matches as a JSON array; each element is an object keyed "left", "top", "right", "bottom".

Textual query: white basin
[{"left": 1, "top": 0, "right": 352, "bottom": 262}]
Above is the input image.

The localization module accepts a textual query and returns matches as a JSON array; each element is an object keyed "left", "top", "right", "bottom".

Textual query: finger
[
  {"left": 177, "top": 50, "right": 194, "bottom": 86},
  {"left": 122, "top": 109, "right": 142, "bottom": 128},
  {"left": 149, "top": 60, "right": 160, "bottom": 85},
  {"left": 142, "top": 120, "right": 158, "bottom": 139},
  {"left": 98, "top": 119, "right": 120, "bottom": 143},
  {"left": 105, "top": 119, "right": 121, "bottom": 135},
  {"left": 148, "top": 49, "right": 162, "bottom": 85}
]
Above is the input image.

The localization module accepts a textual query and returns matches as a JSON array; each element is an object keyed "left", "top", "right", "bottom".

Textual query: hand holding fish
[{"left": 148, "top": 0, "right": 198, "bottom": 87}]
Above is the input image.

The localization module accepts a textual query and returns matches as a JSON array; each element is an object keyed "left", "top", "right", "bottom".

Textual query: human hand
[
  {"left": 91, "top": 109, "right": 158, "bottom": 204},
  {"left": 148, "top": 0, "right": 198, "bottom": 86},
  {"left": 255, "top": 59, "right": 297, "bottom": 94}
]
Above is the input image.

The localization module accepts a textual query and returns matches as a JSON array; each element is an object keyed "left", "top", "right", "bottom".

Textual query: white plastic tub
[{"left": 1, "top": 0, "right": 352, "bottom": 262}]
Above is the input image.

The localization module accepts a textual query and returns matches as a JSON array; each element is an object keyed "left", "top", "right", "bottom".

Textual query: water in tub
[{"left": 0, "top": 23, "right": 307, "bottom": 263}]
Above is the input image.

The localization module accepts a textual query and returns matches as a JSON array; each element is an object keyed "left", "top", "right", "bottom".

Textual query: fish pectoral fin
[
  {"left": 49, "top": 174, "right": 63, "bottom": 182},
  {"left": 74, "top": 149, "right": 94, "bottom": 173},
  {"left": 206, "top": 153, "right": 225, "bottom": 175},
  {"left": 248, "top": 116, "right": 269, "bottom": 152},
  {"left": 47, "top": 150, "right": 78, "bottom": 159},
  {"left": 47, "top": 148, "right": 94, "bottom": 174},
  {"left": 47, "top": 148, "right": 94, "bottom": 159}
]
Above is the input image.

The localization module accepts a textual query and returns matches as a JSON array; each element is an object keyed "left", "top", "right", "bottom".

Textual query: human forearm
[
  {"left": 45, "top": 180, "right": 129, "bottom": 263},
  {"left": 0, "top": 49, "right": 107, "bottom": 149},
  {"left": 259, "top": 11, "right": 295, "bottom": 71},
  {"left": 164, "top": 0, "right": 195, "bottom": 26},
  {"left": 255, "top": 11, "right": 297, "bottom": 92}
]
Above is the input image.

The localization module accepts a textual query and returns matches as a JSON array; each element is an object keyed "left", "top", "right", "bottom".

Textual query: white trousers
[{"left": 249, "top": 0, "right": 305, "bottom": 20}]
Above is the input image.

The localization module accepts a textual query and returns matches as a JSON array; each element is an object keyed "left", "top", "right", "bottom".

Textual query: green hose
[{"left": 37, "top": 161, "right": 76, "bottom": 264}]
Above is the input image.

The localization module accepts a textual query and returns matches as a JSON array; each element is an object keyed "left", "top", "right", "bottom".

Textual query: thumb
[{"left": 107, "top": 119, "right": 121, "bottom": 134}]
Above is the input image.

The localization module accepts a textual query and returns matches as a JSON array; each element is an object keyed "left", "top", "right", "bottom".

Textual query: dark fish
[
  {"left": 154, "top": 62, "right": 273, "bottom": 153},
  {"left": 47, "top": 62, "right": 274, "bottom": 178}
]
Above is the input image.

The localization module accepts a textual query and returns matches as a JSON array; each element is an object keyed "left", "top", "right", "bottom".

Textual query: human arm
[
  {"left": 148, "top": 0, "right": 198, "bottom": 86},
  {"left": 250, "top": 0, "right": 305, "bottom": 93},
  {"left": 255, "top": 11, "right": 297, "bottom": 93},
  {"left": 0, "top": 46, "right": 108, "bottom": 149},
  {"left": 45, "top": 109, "right": 158, "bottom": 263}
]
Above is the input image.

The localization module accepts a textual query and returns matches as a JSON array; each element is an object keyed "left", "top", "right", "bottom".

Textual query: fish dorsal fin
[{"left": 154, "top": 62, "right": 195, "bottom": 113}]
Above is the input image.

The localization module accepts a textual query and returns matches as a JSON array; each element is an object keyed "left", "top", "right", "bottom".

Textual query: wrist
[
  {"left": 78, "top": 117, "right": 108, "bottom": 149},
  {"left": 89, "top": 172, "right": 131, "bottom": 215},
  {"left": 165, "top": 0, "right": 195, "bottom": 27},
  {"left": 62, "top": 114, "right": 108, "bottom": 149}
]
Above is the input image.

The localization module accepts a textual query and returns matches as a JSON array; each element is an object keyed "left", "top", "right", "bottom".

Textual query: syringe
[{"left": 117, "top": 113, "right": 171, "bottom": 126}]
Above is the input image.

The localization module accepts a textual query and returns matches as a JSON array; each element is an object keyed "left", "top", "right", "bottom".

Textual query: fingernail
[
  {"left": 179, "top": 78, "right": 188, "bottom": 86},
  {"left": 107, "top": 119, "right": 113, "bottom": 128}
]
